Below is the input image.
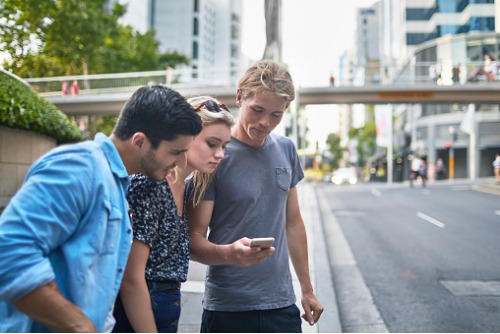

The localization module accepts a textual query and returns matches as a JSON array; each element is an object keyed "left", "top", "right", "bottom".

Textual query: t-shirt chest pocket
[{"left": 275, "top": 167, "right": 291, "bottom": 191}]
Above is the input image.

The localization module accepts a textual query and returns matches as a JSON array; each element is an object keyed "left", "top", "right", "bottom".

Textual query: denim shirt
[{"left": 0, "top": 133, "right": 132, "bottom": 332}]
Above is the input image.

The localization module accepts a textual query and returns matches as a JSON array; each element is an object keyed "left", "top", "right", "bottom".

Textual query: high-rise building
[
  {"left": 344, "top": 0, "right": 500, "bottom": 180},
  {"left": 351, "top": 0, "right": 500, "bottom": 180},
  {"left": 346, "top": 3, "right": 382, "bottom": 86},
  {"left": 117, "top": 0, "right": 243, "bottom": 84},
  {"left": 380, "top": 0, "right": 497, "bottom": 70},
  {"left": 406, "top": 0, "right": 496, "bottom": 46}
]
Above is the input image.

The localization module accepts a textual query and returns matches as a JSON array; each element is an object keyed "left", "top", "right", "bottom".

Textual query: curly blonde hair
[{"left": 237, "top": 59, "right": 295, "bottom": 107}]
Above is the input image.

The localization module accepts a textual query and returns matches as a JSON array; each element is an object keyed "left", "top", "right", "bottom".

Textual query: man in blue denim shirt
[{"left": 0, "top": 85, "right": 202, "bottom": 332}]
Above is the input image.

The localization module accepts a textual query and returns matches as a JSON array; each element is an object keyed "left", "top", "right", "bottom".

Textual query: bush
[{"left": 0, "top": 71, "right": 83, "bottom": 144}]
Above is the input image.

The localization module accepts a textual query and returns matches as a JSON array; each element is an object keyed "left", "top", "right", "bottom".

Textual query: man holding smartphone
[{"left": 188, "top": 60, "right": 323, "bottom": 333}]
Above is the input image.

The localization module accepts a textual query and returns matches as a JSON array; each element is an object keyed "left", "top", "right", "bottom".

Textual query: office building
[
  {"left": 354, "top": 0, "right": 500, "bottom": 179},
  {"left": 118, "top": 0, "right": 243, "bottom": 84}
]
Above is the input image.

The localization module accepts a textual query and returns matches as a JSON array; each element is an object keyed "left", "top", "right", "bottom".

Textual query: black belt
[{"left": 146, "top": 280, "right": 181, "bottom": 291}]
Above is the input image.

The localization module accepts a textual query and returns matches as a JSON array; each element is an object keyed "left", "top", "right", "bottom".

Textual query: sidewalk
[
  {"left": 177, "top": 182, "right": 341, "bottom": 333},
  {"left": 471, "top": 177, "right": 500, "bottom": 195},
  {"left": 177, "top": 177, "right": 499, "bottom": 332}
]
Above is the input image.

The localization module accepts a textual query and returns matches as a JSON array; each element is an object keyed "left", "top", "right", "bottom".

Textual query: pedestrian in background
[
  {"left": 452, "top": 64, "right": 460, "bottom": 84},
  {"left": 61, "top": 80, "right": 69, "bottom": 96},
  {"left": 329, "top": 72, "right": 335, "bottom": 86},
  {"left": 410, "top": 155, "right": 426, "bottom": 188},
  {"left": 493, "top": 153, "right": 500, "bottom": 185},
  {"left": 188, "top": 60, "right": 323, "bottom": 333},
  {"left": 70, "top": 80, "right": 79, "bottom": 95},
  {"left": 112, "top": 96, "right": 234, "bottom": 333},
  {"left": 483, "top": 54, "right": 497, "bottom": 82},
  {"left": 0, "top": 85, "right": 202, "bottom": 332},
  {"left": 435, "top": 157, "right": 447, "bottom": 180}
]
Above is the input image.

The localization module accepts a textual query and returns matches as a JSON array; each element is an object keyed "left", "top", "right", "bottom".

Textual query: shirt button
[
  {"left": 118, "top": 268, "right": 123, "bottom": 273},
  {"left": 127, "top": 229, "right": 132, "bottom": 234}
]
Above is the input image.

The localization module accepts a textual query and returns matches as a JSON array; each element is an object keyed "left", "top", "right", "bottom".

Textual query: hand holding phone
[{"left": 250, "top": 237, "right": 275, "bottom": 249}]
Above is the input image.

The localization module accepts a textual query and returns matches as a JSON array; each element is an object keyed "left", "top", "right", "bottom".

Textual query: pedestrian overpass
[
  {"left": 23, "top": 69, "right": 500, "bottom": 116},
  {"left": 43, "top": 83, "right": 500, "bottom": 116}
]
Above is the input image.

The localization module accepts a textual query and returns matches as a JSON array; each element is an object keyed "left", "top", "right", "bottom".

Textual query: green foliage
[
  {"left": 86, "top": 115, "right": 117, "bottom": 137},
  {"left": 44, "top": 0, "right": 120, "bottom": 74},
  {"left": 325, "top": 133, "right": 344, "bottom": 169},
  {"left": 348, "top": 119, "right": 376, "bottom": 167},
  {"left": 96, "top": 115, "right": 118, "bottom": 136},
  {"left": 1, "top": 0, "right": 190, "bottom": 77},
  {"left": 0, "top": 71, "right": 83, "bottom": 143}
]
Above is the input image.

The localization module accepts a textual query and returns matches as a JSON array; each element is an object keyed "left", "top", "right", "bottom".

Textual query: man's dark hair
[{"left": 113, "top": 85, "right": 202, "bottom": 148}]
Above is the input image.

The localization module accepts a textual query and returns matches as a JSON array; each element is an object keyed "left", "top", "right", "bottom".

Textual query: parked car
[{"left": 331, "top": 167, "right": 358, "bottom": 185}]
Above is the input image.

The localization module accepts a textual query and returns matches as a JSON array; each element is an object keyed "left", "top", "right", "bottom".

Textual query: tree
[
  {"left": 325, "top": 133, "right": 344, "bottom": 169},
  {"left": 0, "top": 0, "right": 54, "bottom": 69},
  {"left": 1, "top": 0, "right": 122, "bottom": 76},
  {"left": 1, "top": 0, "right": 190, "bottom": 137},
  {"left": 0, "top": 0, "right": 189, "bottom": 77},
  {"left": 348, "top": 119, "right": 376, "bottom": 167}
]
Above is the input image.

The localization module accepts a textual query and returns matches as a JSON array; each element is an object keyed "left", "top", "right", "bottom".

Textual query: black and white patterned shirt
[{"left": 127, "top": 174, "right": 189, "bottom": 283}]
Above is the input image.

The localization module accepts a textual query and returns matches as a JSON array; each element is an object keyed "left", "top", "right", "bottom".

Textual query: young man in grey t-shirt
[{"left": 188, "top": 60, "right": 323, "bottom": 333}]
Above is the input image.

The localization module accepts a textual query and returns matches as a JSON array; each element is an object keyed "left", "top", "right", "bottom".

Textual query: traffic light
[
  {"left": 453, "top": 132, "right": 458, "bottom": 142},
  {"left": 445, "top": 141, "right": 451, "bottom": 148}
]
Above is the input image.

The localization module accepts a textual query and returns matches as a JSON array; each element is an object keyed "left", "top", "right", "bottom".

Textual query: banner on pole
[
  {"left": 375, "top": 105, "right": 391, "bottom": 147},
  {"left": 460, "top": 104, "right": 475, "bottom": 135}
]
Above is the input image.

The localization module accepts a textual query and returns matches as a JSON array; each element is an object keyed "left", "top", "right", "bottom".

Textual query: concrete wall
[{"left": 0, "top": 126, "right": 56, "bottom": 207}]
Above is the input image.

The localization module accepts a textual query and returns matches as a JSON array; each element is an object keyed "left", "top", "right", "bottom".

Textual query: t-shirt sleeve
[
  {"left": 288, "top": 140, "right": 304, "bottom": 188},
  {"left": 203, "top": 170, "right": 218, "bottom": 201}
]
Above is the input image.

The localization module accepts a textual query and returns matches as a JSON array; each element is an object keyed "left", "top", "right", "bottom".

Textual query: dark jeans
[
  {"left": 200, "top": 304, "right": 302, "bottom": 333},
  {"left": 113, "top": 283, "right": 181, "bottom": 333}
]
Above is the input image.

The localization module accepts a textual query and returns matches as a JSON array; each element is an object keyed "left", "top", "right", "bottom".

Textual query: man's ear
[
  {"left": 131, "top": 132, "right": 147, "bottom": 149},
  {"left": 236, "top": 88, "right": 242, "bottom": 106}
]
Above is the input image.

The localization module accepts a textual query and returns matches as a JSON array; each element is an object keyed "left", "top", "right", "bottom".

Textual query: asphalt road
[{"left": 317, "top": 181, "right": 500, "bottom": 332}]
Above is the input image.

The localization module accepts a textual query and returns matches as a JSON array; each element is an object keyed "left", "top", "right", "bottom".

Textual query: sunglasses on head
[{"left": 195, "top": 100, "right": 230, "bottom": 113}]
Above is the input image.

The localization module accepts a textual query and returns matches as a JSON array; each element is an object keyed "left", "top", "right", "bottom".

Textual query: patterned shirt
[{"left": 127, "top": 174, "right": 189, "bottom": 283}]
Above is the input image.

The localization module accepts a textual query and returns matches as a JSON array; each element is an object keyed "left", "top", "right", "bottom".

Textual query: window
[
  {"left": 193, "top": 18, "right": 198, "bottom": 36},
  {"left": 192, "top": 41, "right": 198, "bottom": 60},
  {"left": 192, "top": 65, "right": 198, "bottom": 79}
]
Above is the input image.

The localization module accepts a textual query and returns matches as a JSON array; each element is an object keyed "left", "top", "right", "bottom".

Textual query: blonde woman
[{"left": 113, "top": 96, "right": 234, "bottom": 333}]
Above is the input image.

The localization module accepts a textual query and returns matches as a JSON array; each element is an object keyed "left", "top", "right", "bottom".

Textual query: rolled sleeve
[
  {"left": 0, "top": 261, "right": 54, "bottom": 301},
  {"left": 0, "top": 151, "right": 92, "bottom": 302}
]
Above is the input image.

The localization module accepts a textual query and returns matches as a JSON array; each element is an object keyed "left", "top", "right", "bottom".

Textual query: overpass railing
[
  {"left": 25, "top": 66, "right": 245, "bottom": 97},
  {"left": 22, "top": 61, "right": 499, "bottom": 97}
]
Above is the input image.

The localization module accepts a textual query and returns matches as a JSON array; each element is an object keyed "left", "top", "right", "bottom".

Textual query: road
[{"left": 316, "top": 181, "right": 500, "bottom": 332}]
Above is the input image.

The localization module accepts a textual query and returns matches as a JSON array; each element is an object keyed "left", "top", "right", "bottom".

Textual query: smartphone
[{"left": 250, "top": 237, "right": 275, "bottom": 249}]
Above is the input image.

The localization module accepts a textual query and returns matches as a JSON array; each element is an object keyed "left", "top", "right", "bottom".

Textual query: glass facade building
[
  {"left": 406, "top": 0, "right": 495, "bottom": 46},
  {"left": 374, "top": 0, "right": 500, "bottom": 180}
]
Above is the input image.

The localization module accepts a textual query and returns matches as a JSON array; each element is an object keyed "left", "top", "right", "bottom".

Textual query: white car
[{"left": 331, "top": 167, "right": 358, "bottom": 185}]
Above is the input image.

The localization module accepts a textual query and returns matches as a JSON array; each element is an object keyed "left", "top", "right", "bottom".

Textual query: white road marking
[
  {"left": 451, "top": 186, "right": 470, "bottom": 191},
  {"left": 417, "top": 211, "right": 446, "bottom": 228},
  {"left": 371, "top": 188, "right": 382, "bottom": 197}
]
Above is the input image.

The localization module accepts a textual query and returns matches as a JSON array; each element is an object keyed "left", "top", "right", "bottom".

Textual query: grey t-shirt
[{"left": 203, "top": 133, "right": 304, "bottom": 311}]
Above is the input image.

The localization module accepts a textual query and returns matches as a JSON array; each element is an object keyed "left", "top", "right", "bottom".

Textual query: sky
[{"left": 241, "top": 0, "right": 379, "bottom": 150}]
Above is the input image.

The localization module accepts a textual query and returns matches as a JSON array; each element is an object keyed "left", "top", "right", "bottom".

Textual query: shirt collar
[{"left": 94, "top": 133, "right": 129, "bottom": 181}]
